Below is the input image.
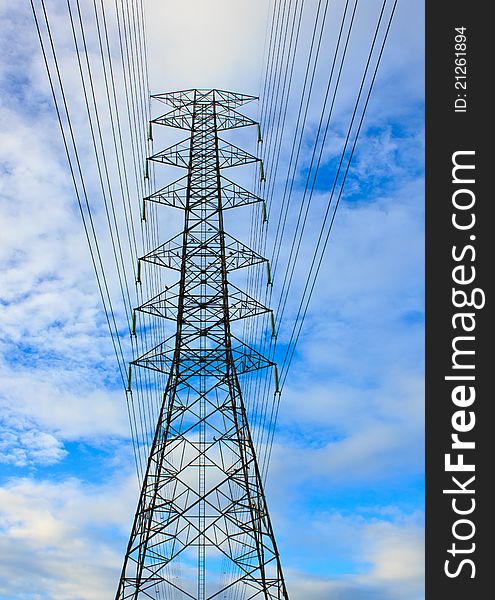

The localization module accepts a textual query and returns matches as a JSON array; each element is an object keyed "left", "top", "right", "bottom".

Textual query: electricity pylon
[{"left": 116, "top": 89, "right": 289, "bottom": 600}]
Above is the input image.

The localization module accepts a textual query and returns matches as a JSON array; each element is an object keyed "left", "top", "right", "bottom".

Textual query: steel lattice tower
[{"left": 116, "top": 89, "right": 289, "bottom": 600}]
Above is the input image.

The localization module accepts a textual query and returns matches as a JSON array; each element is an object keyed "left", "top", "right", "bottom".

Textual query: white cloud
[
  {"left": 145, "top": 0, "right": 269, "bottom": 93},
  {"left": 0, "top": 475, "right": 423, "bottom": 600},
  {"left": 362, "top": 518, "right": 424, "bottom": 585},
  {"left": 0, "top": 427, "right": 66, "bottom": 467},
  {"left": 0, "top": 365, "right": 129, "bottom": 442},
  {"left": 0, "top": 475, "right": 137, "bottom": 600},
  {"left": 262, "top": 174, "right": 424, "bottom": 488},
  {"left": 281, "top": 510, "right": 424, "bottom": 600}
]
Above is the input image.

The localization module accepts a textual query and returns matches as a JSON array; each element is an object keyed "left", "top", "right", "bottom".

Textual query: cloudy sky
[{"left": 0, "top": 0, "right": 424, "bottom": 599}]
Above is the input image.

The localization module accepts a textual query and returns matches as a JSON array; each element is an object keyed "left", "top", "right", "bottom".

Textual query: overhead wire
[
  {"left": 73, "top": 0, "right": 158, "bottom": 473},
  {"left": 92, "top": 0, "right": 160, "bottom": 474},
  {"left": 244, "top": 0, "right": 308, "bottom": 451},
  {"left": 279, "top": 0, "right": 399, "bottom": 389},
  {"left": 252, "top": 0, "right": 399, "bottom": 481},
  {"left": 263, "top": 0, "right": 398, "bottom": 480},
  {"left": 112, "top": 0, "right": 170, "bottom": 477},
  {"left": 222, "top": 0, "right": 295, "bottom": 593},
  {"left": 247, "top": 0, "right": 332, "bottom": 470},
  {"left": 256, "top": 0, "right": 356, "bottom": 478},
  {"left": 274, "top": 0, "right": 358, "bottom": 342},
  {"left": 30, "top": 0, "right": 173, "bottom": 482},
  {"left": 29, "top": 0, "right": 143, "bottom": 473}
]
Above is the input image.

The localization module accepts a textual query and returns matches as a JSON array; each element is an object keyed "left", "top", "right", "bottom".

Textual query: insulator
[
  {"left": 266, "top": 261, "right": 272, "bottom": 286},
  {"left": 270, "top": 311, "right": 276, "bottom": 338},
  {"left": 127, "top": 365, "right": 132, "bottom": 392},
  {"left": 273, "top": 364, "right": 280, "bottom": 394}
]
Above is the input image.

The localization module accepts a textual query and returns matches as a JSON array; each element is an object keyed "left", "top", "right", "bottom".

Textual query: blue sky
[{"left": 0, "top": 0, "right": 424, "bottom": 598}]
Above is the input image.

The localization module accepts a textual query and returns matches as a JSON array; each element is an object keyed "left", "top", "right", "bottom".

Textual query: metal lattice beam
[{"left": 116, "top": 89, "right": 288, "bottom": 600}]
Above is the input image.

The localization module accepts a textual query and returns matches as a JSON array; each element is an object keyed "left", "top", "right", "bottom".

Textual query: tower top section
[{"left": 151, "top": 88, "right": 258, "bottom": 108}]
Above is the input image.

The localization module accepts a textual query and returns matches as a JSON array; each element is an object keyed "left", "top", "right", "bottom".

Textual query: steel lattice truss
[{"left": 116, "top": 89, "right": 289, "bottom": 600}]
